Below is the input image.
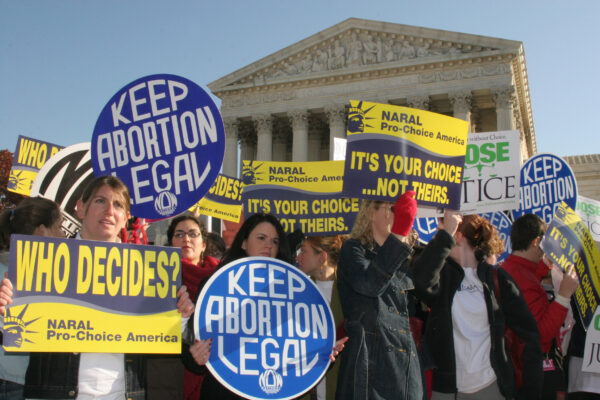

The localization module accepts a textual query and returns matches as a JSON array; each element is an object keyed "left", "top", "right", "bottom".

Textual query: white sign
[
  {"left": 582, "top": 306, "right": 600, "bottom": 373},
  {"left": 577, "top": 195, "right": 600, "bottom": 244},
  {"left": 419, "top": 130, "right": 520, "bottom": 217}
]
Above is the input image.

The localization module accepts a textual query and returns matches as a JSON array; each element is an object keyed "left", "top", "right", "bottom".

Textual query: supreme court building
[{"left": 208, "top": 18, "right": 537, "bottom": 177}]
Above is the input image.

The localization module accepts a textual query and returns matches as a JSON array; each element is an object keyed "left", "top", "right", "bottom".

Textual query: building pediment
[{"left": 209, "top": 18, "right": 523, "bottom": 94}]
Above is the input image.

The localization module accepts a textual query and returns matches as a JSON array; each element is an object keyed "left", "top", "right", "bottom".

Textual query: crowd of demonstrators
[
  {"left": 0, "top": 176, "right": 195, "bottom": 400},
  {"left": 296, "top": 234, "right": 348, "bottom": 400},
  {"left": 501, "top": 214, "right": 580, "bottom": 400},
  {"left": 0, "top": 197, "right": 64, "bottom": 399},
  {"left": 1, "top": 173, "right": 599, "bottom": 400},
  {"left": 413, "top": 213, "right": 543, "bottom": 400}
]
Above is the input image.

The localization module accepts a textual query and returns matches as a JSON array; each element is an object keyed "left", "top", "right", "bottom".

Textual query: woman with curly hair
[{"left": 413, "top": 212, "right": 543, "bottom": 400}]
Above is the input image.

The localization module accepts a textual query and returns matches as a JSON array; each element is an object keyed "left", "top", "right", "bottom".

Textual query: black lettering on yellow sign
[
  {"left": 208, "top": 175, "right": 242, "bottom": 201},
  {"left": 15, "top": 240, "right": 180, "bottom": 299}
]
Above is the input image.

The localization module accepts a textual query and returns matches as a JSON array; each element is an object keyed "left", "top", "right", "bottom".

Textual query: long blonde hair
[{"left": 350, "top": 200, "right": 384, "bottom": 248}]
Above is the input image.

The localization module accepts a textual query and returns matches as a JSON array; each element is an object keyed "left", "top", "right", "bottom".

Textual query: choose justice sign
[{"left": 195, "top": 257, "right": 335, "bottom": 400}]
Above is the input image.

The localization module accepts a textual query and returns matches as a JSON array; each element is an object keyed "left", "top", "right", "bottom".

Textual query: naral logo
[
  {"left": 241, "top": 160, "right": 263, "bottom": 185},
  {"left": 155, "top": 191, "right": 178, "bottom": 216},
  {"left": 347, "top": 100, "right": 376, "bottom": 133},
  {"left": 3, "top": 305, "right": 39, "bottom": 348},
  {"left": 259, "top": 369, "right": 283, "bottom": 395}
]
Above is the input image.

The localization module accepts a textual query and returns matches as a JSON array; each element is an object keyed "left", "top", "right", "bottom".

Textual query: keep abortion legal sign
[
  {"left": 91, "top": 74, "right": 225, "bottom": 219},
  {"left": 512, "top": 153, "right": 577, "bottom": 223},
  {"left": 195, "top": 257, "right": 335, "bottom": 400}
]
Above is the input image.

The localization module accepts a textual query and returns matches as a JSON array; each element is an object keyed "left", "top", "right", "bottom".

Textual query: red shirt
[{"left": 502, "top": 254, "right": 567, "bottom": 352}]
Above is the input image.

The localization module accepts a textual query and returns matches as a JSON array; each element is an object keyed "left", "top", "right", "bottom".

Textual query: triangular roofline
[{"left": 208, "top": 17, "right": 523, "bottom": 92}]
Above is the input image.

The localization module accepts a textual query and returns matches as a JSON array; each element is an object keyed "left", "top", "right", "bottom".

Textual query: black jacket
[
  {"left": 24, "top": 352, "right": 146, "bottom": 399},
  {"left": 413, "top": 230, "right": 542, "bottom": 400}
]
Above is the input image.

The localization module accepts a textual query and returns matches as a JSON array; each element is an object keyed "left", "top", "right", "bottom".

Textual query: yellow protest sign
[
  {"left": 242, "top": 161, "right": 358, "bottom": 235},
  {"left": 8, "top": 135, "right": 63, "bottom": 196},
  {"left": 189, "top": 174, "right": 243, "bottom": 222},
  {"left": 343, "top": 101, "right": 469, "bottom": 208},
  {"left": 4, "top": 235, "right": 182, "bottom": 353}
]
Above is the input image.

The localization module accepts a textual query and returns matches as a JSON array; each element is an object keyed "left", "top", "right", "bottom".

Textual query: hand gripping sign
[
  {"left": 195, "top": 257, "right": 335, "bottom": 400},
  {"left": 91, "top": 74, "right": 225, "bottom": 219}
]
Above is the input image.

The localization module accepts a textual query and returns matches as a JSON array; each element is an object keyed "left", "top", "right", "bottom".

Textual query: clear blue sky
[{"left": 2, "top": 0, "right": 598, "bottom": 157}]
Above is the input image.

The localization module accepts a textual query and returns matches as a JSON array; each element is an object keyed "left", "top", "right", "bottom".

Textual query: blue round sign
[
  {"left": 195, "top": 257, "right": 335, "bottom": 400},
  {"left": 413, "top": 217, "right": 438, "bottom": 244},
  {"left": 91, "top": 74, "right": 225, "bottom": 219},
  {"left": 511, "top": 153, "right": 577, "bottom": 224},
  {"left": 480, "top": 212, "right": 512, "bottom": 264}
]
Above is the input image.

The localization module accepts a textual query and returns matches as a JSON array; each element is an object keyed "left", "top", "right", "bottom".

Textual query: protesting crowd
[
  {"left": 0, "top": 172, "right": 597, "bottom": 400},
  {"left": 0, "top": 73, "right": 597, "bottom": 400}
]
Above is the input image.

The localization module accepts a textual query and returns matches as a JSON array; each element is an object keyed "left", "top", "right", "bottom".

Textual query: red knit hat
[{"left": 391, "top": 190, "right": 417, "bottom": 236}]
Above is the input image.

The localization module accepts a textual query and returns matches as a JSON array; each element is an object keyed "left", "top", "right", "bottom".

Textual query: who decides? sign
[
  {"left": 91, "top": 74, "right": 225, "bottom": 219},
  {"left": 195, "top": 257, "right": 335, "bottom": 400}
]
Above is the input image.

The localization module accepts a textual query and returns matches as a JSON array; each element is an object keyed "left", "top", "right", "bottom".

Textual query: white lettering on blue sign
[
  {"left": 195, "top": 257, "right": 335, "bottom": 400},
  {"left": 91, "top": 74, "right": 224, "bottom": 219},
  {"left": 512, "top": 153, "right": 578, "bottom": 224}
]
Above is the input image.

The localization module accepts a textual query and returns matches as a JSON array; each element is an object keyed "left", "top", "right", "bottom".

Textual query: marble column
[
  {"left": 407, "top": 94, "right": 430, "bottom": 110},
  {"left": 307, "top": 126, "right": 322, "bottom": 162},
  {"left": 254, "top": 114, "right": 273, "bottom": 161},
  {"left": 223, "top": 118, "right": 239, "bottom": 177},
  {"left": 449, "top": 90, "right": 472, "bottom": 131},
  {"left": 290, "top": 110, "right": 309, "bottom": 162},
  {"left": 239, "top": 125, "right": 256, "bottom": 164},
  {"left": 326, "top": 105, "right": 346, "bottom": 160},
  {"left": 493, "top": 86, "right": 516, "bottom": 131},
  {"left": 272, "top": 124, "right": 288, "bottom": 162}
]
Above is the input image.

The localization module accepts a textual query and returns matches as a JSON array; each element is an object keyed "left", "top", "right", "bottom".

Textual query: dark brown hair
[
  {"left": 511, "top": 214, "right": 546, "bottom": 251},
  {"left": 0, "top": 197, "right": 62, "bottom": 250},
  {"left": 166, "top": 214, "right": 207, "bottom": 246}
]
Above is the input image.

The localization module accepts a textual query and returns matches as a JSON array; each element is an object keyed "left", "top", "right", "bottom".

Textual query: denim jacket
[
  {"left": 24, "top": 352, "right": 146, "bottom": 399},
  {"left": 335, "top": 234, "right": 422, "bottom": 400}
]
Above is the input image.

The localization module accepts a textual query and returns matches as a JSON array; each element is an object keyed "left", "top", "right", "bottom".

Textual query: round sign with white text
[
  {"left": 195, "top": 257, "right": 335, "bottom": 400},
  {"left": 91, "top": 74, "right": 225, "bottom": 219},
  {"left": 511, "top": 153, "right": 577, "bottom": 224}
]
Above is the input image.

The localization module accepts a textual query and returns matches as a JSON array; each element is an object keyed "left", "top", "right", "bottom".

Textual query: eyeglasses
[{"left": 173, "top": 230, "right": 201, "bottom": 239}]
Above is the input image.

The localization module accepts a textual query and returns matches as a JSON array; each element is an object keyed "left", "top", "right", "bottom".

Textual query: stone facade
[
  {"left": 209, "top": 18, "right": 537, "bottom": 177},
  {"left": 563, "top": 154, "right": 600, "bottom": 200}
]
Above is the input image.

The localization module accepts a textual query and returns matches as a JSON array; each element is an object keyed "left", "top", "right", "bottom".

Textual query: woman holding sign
[
  {"left": 296, "top": 235, "right": 347, "bottom": 400},
  {"left": 185, "top": 212, "right": 291, "bottom": 399},
  {"left": 166, "top": 214, "right": 219, "bottom": 400},
  {"left": 0, "top": 176, "right": 195, "bottom": 399},
  {"left": 336, "top": 191, "right": 429, "bottom": 400},
  {"left": 0, "top": 197, "right": 64, "bottom": 400},
  {"left": 185, "top": 213, "right": 348, "bottom": 400},
  {"left": 413, "top": 213, "right": 542, "bottom": 400}
]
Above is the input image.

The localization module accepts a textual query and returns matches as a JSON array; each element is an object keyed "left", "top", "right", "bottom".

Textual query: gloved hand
[{"left": 391, "top": 190, "right": 417, "bottom": 236}]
